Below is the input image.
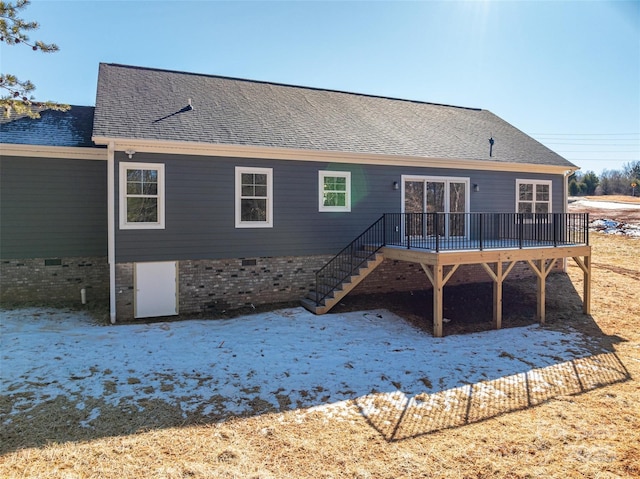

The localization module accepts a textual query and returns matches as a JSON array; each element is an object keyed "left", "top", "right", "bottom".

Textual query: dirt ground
[{"left": 331, "top": 282, "right": 540, "bottom": 337}]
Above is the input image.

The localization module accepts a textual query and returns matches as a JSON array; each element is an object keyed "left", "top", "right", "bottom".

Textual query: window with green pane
[{"left": 319, "top": 171, "right": 351, "bottom": 212}]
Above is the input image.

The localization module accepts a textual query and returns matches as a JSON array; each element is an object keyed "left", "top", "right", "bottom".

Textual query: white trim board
[
  {"left": 1, "top": 143, "right": 107, "bottom": 160},
  {"left": 92, "top": 136, "right": 577, "bottom": 175}
]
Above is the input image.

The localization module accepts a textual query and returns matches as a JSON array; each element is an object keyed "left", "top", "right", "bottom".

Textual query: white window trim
[
  {"left": 515, "top": 179, "right": 552, "bottom": 214},
  {"left": 119, "top": 162, "right": 165, "bottom": 230},
  {"left": 235, "top": 166, "right": 273, "bottom": 228},
  {"left": 319, "top": 170, "right": 351, "bottom": 212}
]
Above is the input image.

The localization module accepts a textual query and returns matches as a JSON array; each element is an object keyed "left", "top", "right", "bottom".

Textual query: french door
[{"left": 402, "top": 176, "right": 470, "bottom": 238}]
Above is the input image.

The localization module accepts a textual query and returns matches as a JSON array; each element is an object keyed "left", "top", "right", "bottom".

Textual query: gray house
[{"left": 0, "top": 63, "right": 592, "bottom": 335}]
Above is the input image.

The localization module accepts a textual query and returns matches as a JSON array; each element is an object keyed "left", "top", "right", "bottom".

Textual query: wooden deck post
[
  {"left": 526, "top": 258, "right": 557, "bottom": 325},
  {"left": 433, "top": 264, "right": 444, "bottom": 338},
  {"left": 481, "top": 262, "right": 501, "bottom": 329},
  {"left": 493, "top": 263, "right": 503, "bottom": 329},
  {"left": 420, "top": 263, "right": 459, "bottom": 338},
  {"left": 480, "top": 260, "right": 516, "bottom": 330},
  {"left": 583, "top": 255, "right": 591, "bottom": 314},
  {"left": 537, "top": 260, "right": 546, "bottom": 324},
  {"left": 572, "top": 253, "right": 592, "bottom": 315}
]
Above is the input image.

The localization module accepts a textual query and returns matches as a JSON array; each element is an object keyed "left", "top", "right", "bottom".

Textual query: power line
[
  {"left": 538, "top": 138, "right": 640, "bottom": 146},
  {"left": 540, "top": 138, "right": 639, "bottom": 141},
  {"left": 557, "top": 150, "right": 639, "bottom": 153},
  {"left": 537, "top": 138, "right": 639, "bottom": 143},
  {"left": 552, "top": 146, "right": 638, "bottom": 149},
  {"left": 567, "top": 158, "right": 638, "bottom": 163},
  {"left": 532, "top": 133, "right": 640, "bottom": 136}
]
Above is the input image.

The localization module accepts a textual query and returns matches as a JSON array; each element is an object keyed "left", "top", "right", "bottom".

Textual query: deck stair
[
  {"left": 301, "top": 251, "right": 384, "bottom": 314},
  {"left": 301, "top": 215, "right": 386, "bottom": 315}
]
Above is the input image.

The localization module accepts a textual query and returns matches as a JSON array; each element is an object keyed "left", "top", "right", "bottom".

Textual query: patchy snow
[
  {"left": 590, "top": 218, "right": 640, "bottom": 237},
  {"left": 1, "top": 307, "right": 604, "bottom": 426},
  {"left": 569, "top": 197, "right": 640, "bottom": 237},
  {"left": 572, "top": 199, "right": 640, "bottom": 210}
]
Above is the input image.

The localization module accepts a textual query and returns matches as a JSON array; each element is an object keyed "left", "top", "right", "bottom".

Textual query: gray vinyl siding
[
  {"left": 115, "top": 152, "right": 566, "bottom": 262},
  {"left": 0, "top": 157, "right": 107, "bottom": 258}
]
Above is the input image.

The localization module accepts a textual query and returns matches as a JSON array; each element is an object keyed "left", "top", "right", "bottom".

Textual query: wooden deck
[
  {"left": 382, "top": 244, "right": 592, "bottom": 337},
  {"left": 303, "top": 213, "right": 591, "bottom": 336}
]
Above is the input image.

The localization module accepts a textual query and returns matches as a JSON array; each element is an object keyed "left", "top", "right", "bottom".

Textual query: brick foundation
[
  {"left": 179, "top": 255, "right": 332, "bottom": 314},
  {"left": 114, "top": 255, "right": 332, "bottom": 321},
  {"left": 0, "top": 257, "right": 109, "bottom": 305},
  {"left": 114, "top": 262, "right": 134, "bottom": 319},
  {"left": 0, "top": 252, "right": 564, "bottom": 318}
]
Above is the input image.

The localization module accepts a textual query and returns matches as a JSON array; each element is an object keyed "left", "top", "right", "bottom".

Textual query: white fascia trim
[
  {"left": 91, "top": 136, "right": 573, "bottom": 175},
  {"left": 0, "top": 143, "right": 107, "bottom": 160}
]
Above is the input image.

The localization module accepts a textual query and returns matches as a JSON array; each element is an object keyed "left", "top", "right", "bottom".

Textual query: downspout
[
  {"left": 562, "top": 168, "right": 576, "bottom": 272},
  {"left": 563, "top": 169, "right": 572, "bottom": 215},
  {"left": 108, "top": 142, "right": 116, "bottom": 324}
]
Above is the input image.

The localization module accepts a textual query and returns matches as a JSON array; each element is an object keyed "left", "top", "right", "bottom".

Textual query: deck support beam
[
  {"left": 382, "top": 245, "right": 592, "bottom": 336},
  {"left": 572, "top": 255, "right": 592, "bottom": 314},
  {"left": 481, "top": 261, "right": 515, "bottom": 330},
  {"left": 421, "top": 263, "right": 459, "bottom": 337},
  {"left": 526, "top": 258, "right": 557, "bottom": 325}
]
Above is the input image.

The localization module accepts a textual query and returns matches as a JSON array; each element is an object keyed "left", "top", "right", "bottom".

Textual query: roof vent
[
  {"left": 187, "top": 98, "right": 194, "bottom": 111},
  {"left": 489, "top": 136, "right": 495, "bottom": 157}
]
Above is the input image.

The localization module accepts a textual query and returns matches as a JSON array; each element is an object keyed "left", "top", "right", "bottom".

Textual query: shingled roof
[
  {"left": 0, "top": 106, "right": 95, "bottom": 147},
  {"left": 93, "top": 63, "right": 574, "bottom": 168}
]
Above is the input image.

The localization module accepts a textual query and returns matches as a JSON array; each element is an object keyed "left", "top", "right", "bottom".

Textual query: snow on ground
[
  {"left": 570, "top": 198, "right": 640, "bottom": 210},
  {"left": 569, "top": 197, "right": 640, "bottom": 237},
  {"left": 1, "top": 307, "right": 606, "bottom": 429},
  {"left": 590, "top": 218, "right": 640, "bottom": 237}
]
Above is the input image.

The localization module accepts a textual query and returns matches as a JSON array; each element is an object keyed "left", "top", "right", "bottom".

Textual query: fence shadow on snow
[{"left": 355, "top": 351, "right": 630, "bottom": 442}]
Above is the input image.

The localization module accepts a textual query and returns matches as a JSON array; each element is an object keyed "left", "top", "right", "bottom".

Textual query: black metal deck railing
[
  {"left": 383, "top": 212, "right": 590, "bottom": 252},
  {"left": 314, "top": 215, "right": 386, "bottom": 306},
  {"left": 311, "top": 213, "right": 589, "bottom": 306}
]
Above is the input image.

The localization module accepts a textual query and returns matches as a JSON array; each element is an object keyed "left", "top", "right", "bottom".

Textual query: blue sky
[{"left": 2, "top": 0, "right": 638, "bottom": 174}]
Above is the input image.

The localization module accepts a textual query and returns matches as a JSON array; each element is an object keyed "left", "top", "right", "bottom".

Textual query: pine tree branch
[{"left": 0, "top": 0, "right": 67, "bottom": 118}]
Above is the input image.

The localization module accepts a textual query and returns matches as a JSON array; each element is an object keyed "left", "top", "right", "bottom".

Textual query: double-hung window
[
  {"left": 119, "top": 162, "right": 165, "bottom": 229},
  {"left": 235, "top": 167, "right": 273, "bottom": 228},
  {"left": 516, "top": 179, "right": 552, "bottom": 216},
  {"left": 319, "top": 170, "right": 351, "bottom": 212}
]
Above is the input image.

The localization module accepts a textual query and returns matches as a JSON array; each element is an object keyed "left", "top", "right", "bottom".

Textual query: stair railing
[{"left": 314, "top": 215, "right": 386, "bottom": 306}]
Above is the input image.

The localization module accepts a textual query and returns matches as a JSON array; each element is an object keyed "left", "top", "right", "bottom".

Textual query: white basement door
[{"left": 134, "top": 261, "right": 178, "bottom": 318}]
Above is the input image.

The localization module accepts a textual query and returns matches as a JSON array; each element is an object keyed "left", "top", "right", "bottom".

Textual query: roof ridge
[{"left": 101, "top": 62, "right": 482, "bottom": 112}]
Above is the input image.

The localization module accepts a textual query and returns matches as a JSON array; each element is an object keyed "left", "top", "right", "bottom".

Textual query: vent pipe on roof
[
  {"left": 489, "top": 136, "right": 495, "bottom": 157},
  {"left": 187, "top": 98, "right": 194, "bottom": 111}
]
